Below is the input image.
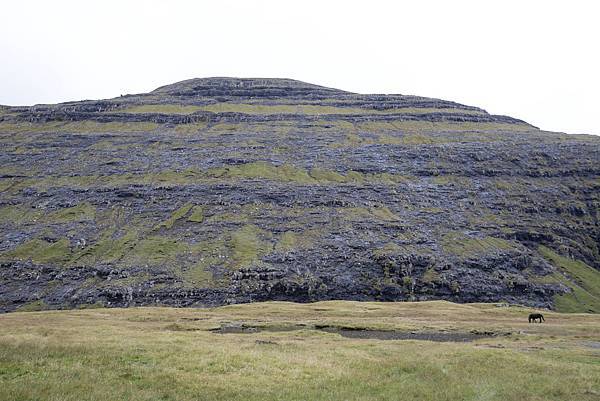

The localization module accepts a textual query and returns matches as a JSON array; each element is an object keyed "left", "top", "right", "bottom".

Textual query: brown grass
[{"left": 0, "top": 301, "right": 598, "bottom": 401}]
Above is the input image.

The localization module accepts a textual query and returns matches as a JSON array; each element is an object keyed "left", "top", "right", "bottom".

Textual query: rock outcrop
[{"left": 1, "top": 77, "right": 599, "bottom": 312}]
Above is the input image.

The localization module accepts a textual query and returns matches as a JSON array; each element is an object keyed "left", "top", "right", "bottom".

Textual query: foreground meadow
[{"left": 0, "top": 301, "right": 599, "bottom": 401}]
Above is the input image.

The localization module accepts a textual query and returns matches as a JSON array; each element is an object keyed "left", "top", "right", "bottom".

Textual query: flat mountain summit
[{"left": 0, "top": 77, "right": 599, "bottom": 313}]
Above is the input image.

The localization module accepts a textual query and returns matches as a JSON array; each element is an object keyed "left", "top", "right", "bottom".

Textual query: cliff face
[{"left": 1, "top": 77, "right": 599, "bottom": 313}]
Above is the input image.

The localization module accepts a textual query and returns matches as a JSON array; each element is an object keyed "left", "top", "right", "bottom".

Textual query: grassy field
[{"left": 0, "top": 301, "right": 599, "bottom": 401}]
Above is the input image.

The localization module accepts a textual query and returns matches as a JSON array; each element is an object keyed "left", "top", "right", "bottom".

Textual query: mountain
[{"left": 0, "top": 77, "right": 599, "bottom": 313}]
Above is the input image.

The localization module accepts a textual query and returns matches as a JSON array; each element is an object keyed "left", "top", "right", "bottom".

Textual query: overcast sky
[{"left": 1, "top": 0, "right": 598, "bottom": 135}]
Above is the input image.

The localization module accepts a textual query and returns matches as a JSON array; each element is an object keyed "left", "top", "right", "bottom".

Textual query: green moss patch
[
  {"left": 155, "top": 203, "right": 194, "bottom": 230},
  {"left": 216, "top": 162, "right": 315, "bottom": 184},
  {"left": 210, "top": 162, "right": 413, "bottom": 186},
  {"left": 0, "top": 205, "right": 44, "bottom": 225},
  {"left": 422, "top": 268, "right": 441, "bottom": 285},
  {"left": 184, "top": 263, "right": 214, "bottom": 287},
  {"left": 442, "top": 232, "right": 513, "bottom": 258},
  {"left": 275, "top": 232, "right": 300, "bottom": 252},
  {"left": 174, "top": 122, "right": 208, "bottom": 134},
  {"left": 309, "top": 168, "right": 346, "bottom": 183},
  {"left": 370, "top": 206, "right": 400, "bottom": 221},
  {"left": 274, "top": 231, "right": 316, "bottom": 252},
  {"left": 343, "top": 206, "right": 400, "bottom": 223},
  {"left": 16, "top": 300, "right": 48, "bottom": 312},
  {"left": 198, "top": 102, "right": 485, "bottom": 116},
  {"left": 71, "top": 121, "right": 159, "bottom": 133},
  {"left": 0, "top": 121, "right": 159, "bottom": 134},
  {"left": 230, "top": 225, "right": 272, "bottom": 268},
  {"left": 72, "top": 230, "right": 139, "bottom": 266},
  {"left": 124, "top": 236, "right": 189, "bottom": 266},
  {"left": 48, "top": 203, "right": 96, "bottom": 223},
  {"left": 117, "top": 104, "right": 204, "bottom": 115},
  {"left": 539, "top": 246, "right": 600, "bottom": 313},
  {"left": 3, "top": 238, "right": 71, "bottom": 265},
  {"left": 187, "top": 206, "right": 204, "bottom": 223}
]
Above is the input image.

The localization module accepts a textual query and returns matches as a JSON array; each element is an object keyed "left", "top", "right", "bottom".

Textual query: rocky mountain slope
[{"left": 1, "top": 77, "right": 599, "bottom": 313}]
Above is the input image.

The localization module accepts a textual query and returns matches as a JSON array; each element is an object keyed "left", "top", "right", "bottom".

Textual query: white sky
[{"left": 1, "top": 0, "right": 598, "bottom": 135}]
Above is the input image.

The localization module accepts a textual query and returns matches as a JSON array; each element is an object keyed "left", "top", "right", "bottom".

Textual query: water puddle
[
  {"left": 321, "top": 328, "right": 493, "bottom": 342},
  {"left": 210, "top": 324, "right": 500, "bottom": 342}
]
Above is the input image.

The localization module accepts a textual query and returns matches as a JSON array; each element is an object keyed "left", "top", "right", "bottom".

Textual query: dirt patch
[
  {"left": 164, "top": 323, "right": 201, "bottom": 332},
  {"left": 210, "top": 324, "right": 307, "bottom": 334}
]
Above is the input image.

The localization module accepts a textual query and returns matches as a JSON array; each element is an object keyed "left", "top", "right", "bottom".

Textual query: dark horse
[{"left": 528, "top": 313, "right": 545, "bottom": 323}]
